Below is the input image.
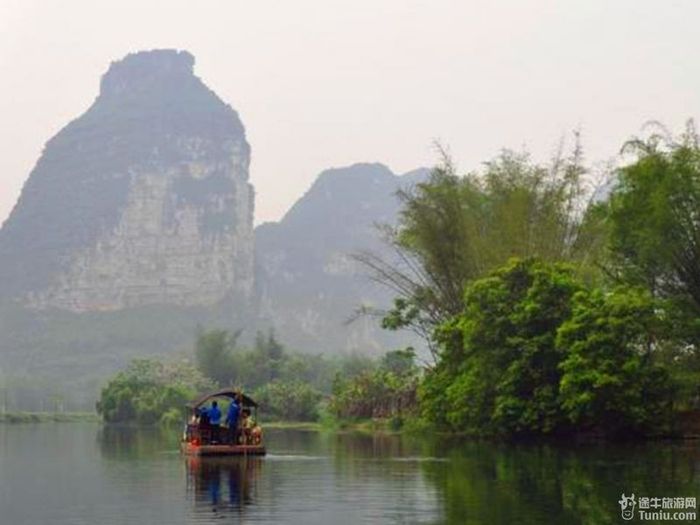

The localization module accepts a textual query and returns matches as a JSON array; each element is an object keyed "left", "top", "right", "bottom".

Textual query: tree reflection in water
[
  {"left": 419, "top": 438, "right": 700, "bottom": 525},
  {"left": 186, "top": 456, "right": 261, "bottom": 516},
  {"left": 97, "top": 425, "right": 180, "bottom": 459},
  {"left": 93, "top": 426, "right": 700, "bottom": 524}
]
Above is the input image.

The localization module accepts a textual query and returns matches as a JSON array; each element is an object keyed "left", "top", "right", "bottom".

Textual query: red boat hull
[{"left": 181, "top": 441, "right": 266, "bottom": 456}]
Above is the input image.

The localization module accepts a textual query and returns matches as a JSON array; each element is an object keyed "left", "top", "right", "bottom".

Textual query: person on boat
[
  {"left": 195, "top": 406, "right": 212, "bottom": 444},
  {"left": 209, "top": 401, "right": 222, "bottom": 443},
  {"left": 250, "top": 423, "right": 263, "bottom": 446},
  {"left": 241, "top": 408, "right": 255, "bottom": 444},
  {"left": 198, "top": 406, "right": 210, "bottom": 426},
  {"left": 226, "top": 397, "right": 241, "bottom": 445},
  {"left": 185, "top": 409, "right": 199, "bottom": 442}
]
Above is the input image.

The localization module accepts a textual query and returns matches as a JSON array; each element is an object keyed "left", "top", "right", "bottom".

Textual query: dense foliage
[
  {"left": 254, "top": 380, "right": 323, "bottom": 421},
  {"left": 192, "top": 327, "right": 418, "bottom": 423},
  {"left": 374, "top": 125, "right": 700, "bottom": 437},
  {"left": 421, "top": 259, "right": 580, "bottom": 435},
  {"left": 329, "top": 349, "right": 419, "bottom": 422},
  {"left": 97, "top": 327, "right": 405, "bottom": 425},
  {"left": 603, "top": 123, "right": 700, "bottom": 422},
  {"left": 194, "top": 329, "right": 336, "bottom": 392},
  {"left": 608, "top": 124, "right": 700, "bottom": 341},
  {"left": 419, "top": 259, "right": 674, "bottom": 437},
  {"left": 96, "top": 359, "right": 214, "bottom": 425},
  {"left": 557, "top": 287, "right": 673, "bottom": 436},
  {"left": 358, "top": 144, "right": 604, "bottom": 355},
  {"left": 193, "top": 328, "right": 334, "bottom": 419},
  {"left": 97, "top": 331, "right": 421, "bottom": 426},
  {"left": 97, "top": 124, "right": 700, "bottom": 439}
]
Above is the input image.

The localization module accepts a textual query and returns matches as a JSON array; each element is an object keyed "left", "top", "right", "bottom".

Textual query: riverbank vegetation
[
  {"left": 96, "top": 359, "right": 214, "bottom": 425},
  {"left": 0, "top": 412, "right": 99, "bottom": 423},
  {"left": 96, "top": 326, "right": 412, "bottom": 426},
  {"left": 97, "top": 122, "right": 700, "bottom": 439},
  {"left": 365, "top": 123, "right": 700, "bottom": 438}
]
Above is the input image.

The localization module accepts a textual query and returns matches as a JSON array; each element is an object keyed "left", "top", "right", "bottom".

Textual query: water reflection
[
  {"left": 97, "top": 424, "right": 180, "bottom": 459},
  {"left": 319, "top": 431, "right": 700, "bottom": 524},
  {"left": 418, "top": 438, "right": 700, "bottom": 525},
  {"left": 186, "top": 456, "right": 262, "bottom": 517},
  {"left": 85, "top": 425, "right": 700, "bottom": 525}
]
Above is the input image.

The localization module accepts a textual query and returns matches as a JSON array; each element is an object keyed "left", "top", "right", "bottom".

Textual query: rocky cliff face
[
  {"left": 0, "top": 50, "right": 254, "bottom": 311},
  {"left": 255, "top": 163, "right": 428, "bottom": 353}
]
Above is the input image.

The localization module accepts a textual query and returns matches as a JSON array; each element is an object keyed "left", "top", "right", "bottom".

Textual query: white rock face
[
  {"left": 0, "top": 50, "right": 255, "bottom": 312},
  {"left": 29, "top": 156, "right": 254, "bottom": 312}
]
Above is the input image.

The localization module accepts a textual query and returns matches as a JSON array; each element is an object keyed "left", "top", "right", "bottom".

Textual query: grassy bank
[
  {"left": 262, "top": 421, "right": 323, "bottom": 431},
  {"left": 0, "top": 412, "right": 99, "bottom": 424},
  {"left": 317, "top": 414, "right": 413, "bottom": 434}
]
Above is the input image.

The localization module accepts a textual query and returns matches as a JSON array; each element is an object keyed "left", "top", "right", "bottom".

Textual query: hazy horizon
[{"left": 1, "top": 0, "right": 699, "bottom": 227}]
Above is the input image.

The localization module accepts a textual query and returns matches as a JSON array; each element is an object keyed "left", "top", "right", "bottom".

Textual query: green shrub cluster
[
  {"left": 253, "top": 380, "right": 323, "bottom": 421},
  {"left": 420, "top": 259, "right": 672, "bottom": 437},
  {"left": 329, "top": 349, "right": 419, "bottom": 421},
  {"left": 369, "top": 124, "right": 700, "bottom": 437},
  {"left": 96, "top": 359, "right": 213, "bottom": 425}
]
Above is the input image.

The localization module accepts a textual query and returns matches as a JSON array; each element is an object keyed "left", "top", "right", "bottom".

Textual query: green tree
[
  {"left": 357, "top": 144, "right": 604, "bottom": 355},
  {"left": 608, "top": 122, "right": 700, "bottom": 327},
  {"left": 251, "top": 329, "right": 285, "bottom": 384},
  {"left": 226, "top": 330, "right": 288, "bottom": 389},
  {"left": 329, "top": 349, "right": 419, "bottom": 421},
  {"left": 194, "top": 328, "right": 239, "bottom": 386},
  {"left": 557, "top": 286, "right": 673, "bottom": 436},
  {"left": 253, "top": 380, "right": 323, "bottom": 421},
  {"left": 96, "top": 358, "right": 213, "bottom": 425},
  {"left": 380, "top": 348, "right": 417, "bottom": 376},
  {"left": 421, "top": 259, "right": 580, "bottom": 435}
]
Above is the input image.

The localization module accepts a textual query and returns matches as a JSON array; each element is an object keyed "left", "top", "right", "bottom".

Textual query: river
[{"left": 0, "top": 423, "right": 698, "bottom": 524}]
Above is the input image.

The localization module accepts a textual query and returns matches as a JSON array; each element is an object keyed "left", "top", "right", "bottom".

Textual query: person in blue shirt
[
  {"left": 197, "top": 406, "right": 210, "bottom": 426},
  {"left": 208, "top": 401, "right": 222, "bottom": 443},
  {"left": 226, "top": 397, "right": 241, "bottom": 444}
]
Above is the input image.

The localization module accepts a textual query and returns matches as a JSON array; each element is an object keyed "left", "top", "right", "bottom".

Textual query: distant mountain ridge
[
  {"left": 0, "top": 49, "right": 428, "bottom": 407},
  {"left": 255, "top": 163, "right": 428, "bottom": 352}
]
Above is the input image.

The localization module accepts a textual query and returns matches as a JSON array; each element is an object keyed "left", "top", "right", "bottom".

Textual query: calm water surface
[{"left": 0, "top": 423, "right": 698, "bottom": 524}]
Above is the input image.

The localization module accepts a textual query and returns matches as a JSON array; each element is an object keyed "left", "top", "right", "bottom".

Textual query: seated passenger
[
  {"left": 241, "top": 409, "right": 255, "bottom": 444},
  {"left": 194, "top": 406, "right": 211, "bottom": 444},
  {"left": 250, "top": 424, "right": 263, "bottom": 445}
]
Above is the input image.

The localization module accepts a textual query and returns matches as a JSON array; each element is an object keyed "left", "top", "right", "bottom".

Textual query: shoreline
[
  {"left": 5, "top": 414, "right": 700, "bottom": 442},
  {"left": 0, "top": 412, "right": 99, "bottom": 424}
]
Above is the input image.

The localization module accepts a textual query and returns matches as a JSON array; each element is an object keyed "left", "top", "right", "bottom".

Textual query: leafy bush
[
  {"left": 421, "top": 259, "right": 579, "bottom": 436},
  {"left": 253, "top": 380, "right": 323, "bottom": 421},
  {"left": 96, "top": 359, "right": 214, "bottom": 425},
  {"left": 419, "top": 258, "right": 677, "bottom": 438},
  {"left": 557, "top": 287, "right": 674, "bottom": 436},
  {"left": 329, "top": 349, "right": 419, "bottom": 420}
]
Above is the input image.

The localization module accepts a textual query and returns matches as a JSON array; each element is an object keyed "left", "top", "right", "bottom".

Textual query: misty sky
[{"left": 1, "top": 0, "right": 699, "bottom": 226}]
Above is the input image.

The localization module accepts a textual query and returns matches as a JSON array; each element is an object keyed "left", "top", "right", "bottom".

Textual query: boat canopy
[{"left": 186, "top": 388, "right": 258, "bottom": 410}]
